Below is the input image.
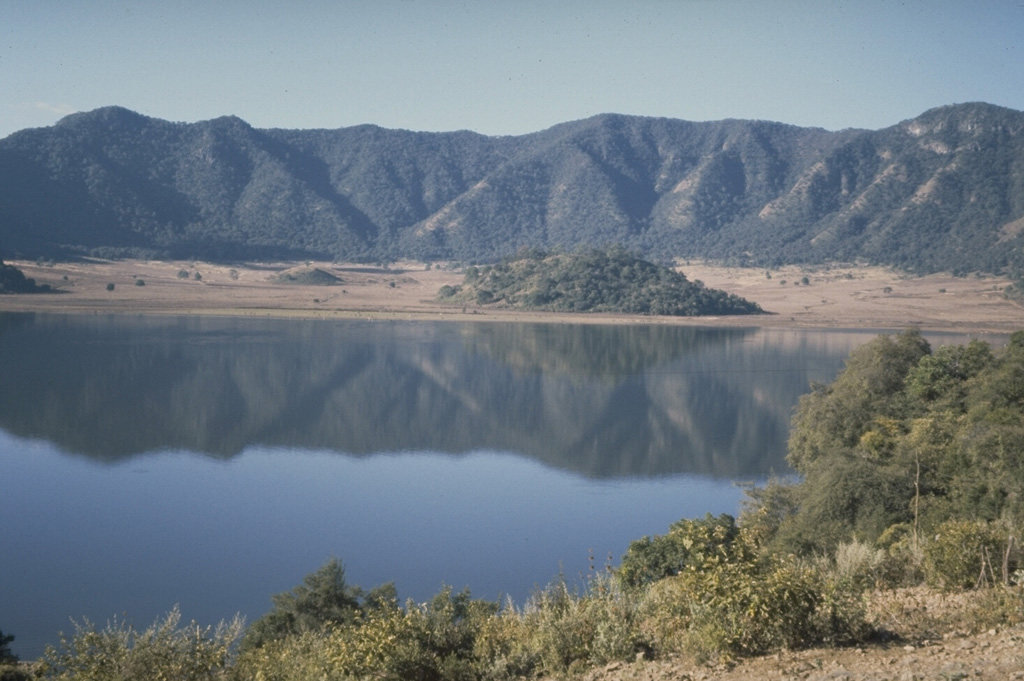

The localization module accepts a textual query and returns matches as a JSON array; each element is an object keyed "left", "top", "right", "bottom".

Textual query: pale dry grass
[
  {"left": 681, "top": 262, "right": 1023, "bottom": 333},
  {"left": 2, "top": 258, "right": 1022, "bottom": 332}
]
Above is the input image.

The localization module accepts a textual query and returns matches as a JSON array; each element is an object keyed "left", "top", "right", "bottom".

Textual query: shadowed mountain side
[
  {"left": 2, "top": 104, "right": 1023, "bottom": 274},
  {"left": 0, "top": 315, "right": 858, "bottom": 478}
]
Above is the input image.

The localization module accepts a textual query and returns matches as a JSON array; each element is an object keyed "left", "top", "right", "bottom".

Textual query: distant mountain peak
[
  {"left": 200, "top": 114, "right": 254, "bottom": 130},
  {"left": 55, "top": 105, "right": 155, "bottom": 130},
  {"left": 902, "top": 102, "right": 1024, "bottom": 135}
]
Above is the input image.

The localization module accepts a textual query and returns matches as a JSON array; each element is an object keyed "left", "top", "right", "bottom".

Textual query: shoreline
[{"left": 1, "top": 258, "right": 1021, "bottom": 334}]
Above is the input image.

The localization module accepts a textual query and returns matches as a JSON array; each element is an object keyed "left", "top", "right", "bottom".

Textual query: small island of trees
[{"left": 438, "top": 248, "right": 764, "bottom": 316}]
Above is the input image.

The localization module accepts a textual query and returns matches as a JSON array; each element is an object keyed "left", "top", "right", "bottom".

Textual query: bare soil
[
  {"left": 1, "top": 259, "right": 1022, "bottom": 333},
  {"left": 578, "top": 626, "right": 1024, "bottom": 681}
]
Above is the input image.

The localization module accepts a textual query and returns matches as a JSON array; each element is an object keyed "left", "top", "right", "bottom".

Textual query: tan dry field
[{"left": 2, "top": 258, "right": 1022, "bottom": 333}]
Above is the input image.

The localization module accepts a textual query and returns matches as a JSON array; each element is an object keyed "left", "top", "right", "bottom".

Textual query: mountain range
[{"left": 1, "top": 103, "right": 1023, "bottom": 274}]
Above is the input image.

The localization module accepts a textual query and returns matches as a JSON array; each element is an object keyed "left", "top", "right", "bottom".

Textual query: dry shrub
[
  {"left": 638, "top": 558, "right": 828, "bottom": 664},
  {"left": 40, "top": 607, "right": 243, "bottom": 681}
]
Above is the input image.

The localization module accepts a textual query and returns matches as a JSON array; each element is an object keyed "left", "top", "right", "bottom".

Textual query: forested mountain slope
[{"left": 2, "top": 103, "right": 1023, "bottom": 274}]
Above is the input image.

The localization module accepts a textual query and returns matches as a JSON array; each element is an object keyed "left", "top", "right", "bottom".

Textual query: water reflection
[
  {"left": 0, "top": 314, "right": 857, "bottom": 477},
  {"left": 0, "top": 313, "right": 906, "bottom": 658}
]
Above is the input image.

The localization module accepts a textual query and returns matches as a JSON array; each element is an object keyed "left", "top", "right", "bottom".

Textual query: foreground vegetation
[
  {"left": 4, "top": 331, "right": 1023, "bottom": 680},
  {"left": 437, "top": 248, "right": 763, "bottom": 316}
]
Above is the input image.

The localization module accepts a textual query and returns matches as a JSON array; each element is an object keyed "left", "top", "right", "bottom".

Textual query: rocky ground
[{"left": 579, "top": 626, "right": 1024, "bottom": 681}]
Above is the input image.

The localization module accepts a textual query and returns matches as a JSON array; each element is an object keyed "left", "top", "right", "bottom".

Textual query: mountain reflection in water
[
  {"left": 0, "top": 313, "right": 862, "bottom": 477},
  {"left": 5, "top": 313, "right": 949, "bottom": 659}
]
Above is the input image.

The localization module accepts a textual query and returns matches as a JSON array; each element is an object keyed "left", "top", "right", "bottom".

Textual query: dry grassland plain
[{"left": 2, "top": 259, "right": 1021, "bottom": 334}]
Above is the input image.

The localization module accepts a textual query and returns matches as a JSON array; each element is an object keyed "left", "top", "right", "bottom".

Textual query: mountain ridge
[{"left": 2, "top": 103, "right": 1022, "bottom": 274}]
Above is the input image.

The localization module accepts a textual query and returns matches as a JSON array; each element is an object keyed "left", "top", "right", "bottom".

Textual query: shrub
[
  {"left": 39, "top": 606, "right": 243, "bottom": 681},
  {"left": 0, "top": 668, "right": 29, "bottom": 681},
  {"left": 829, "top": 539, "right": 888, "bottom": 592},
  {"left": 105, "top": 283, "right": 115, "bottom": 291},
  {"left": 437, "top": 284, "right": 461, "bottom": 298},
  {"left": 875, "top": 523, "right": 927, "bottom": 587},
  {"left": 235, "top": 605, "right": 427, "bottom": 681},
  {"left": 236, "top": 586, "right": 500, "bottom": 681},
  {"left": 923, "top": 519, "right": 1006, "bottom": 590},
  {"left": 618, "top": 513, "right": 743, "bottom": 589},
  {"left": 639, "top": 556, "right": 824, "bottom": 663},
  {"left": 472, "top": 602, "right": 540, "bottom": 680},
  {"left": 521, "top": 574, "right": 641, "bottom": 675}
]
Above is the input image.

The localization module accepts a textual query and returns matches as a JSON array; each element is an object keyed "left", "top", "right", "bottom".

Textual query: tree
[
  {"left": 751, "top": 331, "right": 1024, "bottom": 561},
  {"left": 242, "top": 557, "right": 381, "bottom": 650},
  {"left": 787, "top": 330, "right": 930, "bottom": 471},
  {"left": 0, "top": 260, "right": 49, "bottom": 293},
  {"left": 0, "top": 628, "right": 16, "bottom": 664}
]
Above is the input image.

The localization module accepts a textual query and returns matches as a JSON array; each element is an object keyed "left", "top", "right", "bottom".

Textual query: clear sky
[{"left": 2, "top": 0, "right": 1023, "bottom": 140}]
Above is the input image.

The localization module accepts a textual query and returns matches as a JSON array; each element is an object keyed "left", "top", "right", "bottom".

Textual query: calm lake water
[{"left": 0, "top": 313, "right": 993, "bottom": 658}]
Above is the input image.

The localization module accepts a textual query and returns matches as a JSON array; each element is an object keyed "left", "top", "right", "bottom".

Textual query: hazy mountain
[{"left": 2, "top": 103, "right": 1022, "bottom": 274}]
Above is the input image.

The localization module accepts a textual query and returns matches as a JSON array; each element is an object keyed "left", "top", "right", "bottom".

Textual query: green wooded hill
[
  {"left": 438, "top": 248, "right": 763, "bottom": 316},
  {"left": 2, "top": 103, "right": 1024, "bottom": 275}
]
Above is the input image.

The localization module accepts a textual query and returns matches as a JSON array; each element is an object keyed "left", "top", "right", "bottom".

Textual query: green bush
[
  {"left": 618, "top": 513, "right": 743, "bottom": 589},
  {"left": 639, "top": 556, "right": 825, "bottom": 663},
  {"left": 235, "top": 604, "right": 426, "bottom": 681},
  {"left": 236, "top": 585, "right": 502, "bottom": 681},
  {"left": 923, "top": 519, "right": 1007, "bottom": 590}
]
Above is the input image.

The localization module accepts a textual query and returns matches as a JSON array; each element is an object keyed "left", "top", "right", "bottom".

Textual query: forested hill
[
  {"left": 438, "top": 248, "right": 764, "bottom": 316},
  {"left": 2, "top": 103, "right": 1023, "bottom": 275}
]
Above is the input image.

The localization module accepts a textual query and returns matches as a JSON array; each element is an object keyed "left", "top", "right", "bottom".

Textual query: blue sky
[{"left": 2, "top": 1, "right": 1022, "bottom": 140}]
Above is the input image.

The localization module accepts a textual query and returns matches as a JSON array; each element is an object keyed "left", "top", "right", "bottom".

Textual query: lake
[{"left": 0, "top": 313, "right": 990, "bottom": 658}]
